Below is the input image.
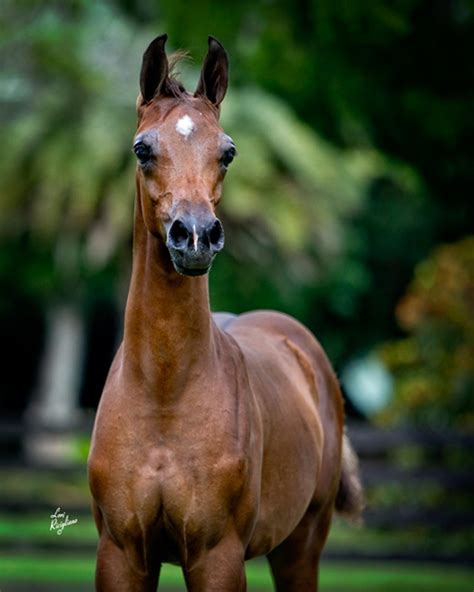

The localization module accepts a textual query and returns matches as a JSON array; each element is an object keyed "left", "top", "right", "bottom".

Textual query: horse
[{"left": 87, "top": 34, "right": 363, "bottom": 591}]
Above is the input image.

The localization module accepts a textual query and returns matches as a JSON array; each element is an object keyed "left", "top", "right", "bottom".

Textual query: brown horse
[{"left": 88, "top": 34, "right": 363, "bottom": 591}]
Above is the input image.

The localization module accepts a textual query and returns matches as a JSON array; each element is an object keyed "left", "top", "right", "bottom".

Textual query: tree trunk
[{"left": 25, "top": 302, "right": 85, "bottom": 428}]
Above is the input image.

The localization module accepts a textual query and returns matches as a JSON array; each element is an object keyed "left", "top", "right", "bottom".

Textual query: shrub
[{"left": 378, "top": 236, "right": 474, "bottom": 428}]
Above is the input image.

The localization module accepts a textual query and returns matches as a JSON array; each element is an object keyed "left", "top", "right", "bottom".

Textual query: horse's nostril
[
  {"left": 168, "top": 220, "right": 189, "bottom": 250},
  {"left": 209, "top": 219, "right": 224, "bottom": 251}
]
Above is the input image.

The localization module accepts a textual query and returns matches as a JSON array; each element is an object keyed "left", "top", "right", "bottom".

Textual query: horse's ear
[
  {"left": 195, "top": 36, "right": 228, "bottom": 107},
  {"left": 139, "top": 34, "right": 170, "bottom": 103}
]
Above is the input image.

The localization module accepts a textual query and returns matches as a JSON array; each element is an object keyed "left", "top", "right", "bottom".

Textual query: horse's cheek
[{"left": 141, "top": 191, "right": 164, "bottom": 238}]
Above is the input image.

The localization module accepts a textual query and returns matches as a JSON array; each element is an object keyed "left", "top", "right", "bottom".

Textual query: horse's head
[{"left": 134, "top": 34, "right": 235, "bottom": 276}]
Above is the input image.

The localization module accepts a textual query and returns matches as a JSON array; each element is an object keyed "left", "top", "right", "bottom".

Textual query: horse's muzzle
[{"left": 166, "top": 216, "right": 225, "bottom": 276}]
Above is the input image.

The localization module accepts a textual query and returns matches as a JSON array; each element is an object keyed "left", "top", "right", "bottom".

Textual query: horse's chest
[{"left": 91, "top": 436, "right": 247, "bottom": 548}]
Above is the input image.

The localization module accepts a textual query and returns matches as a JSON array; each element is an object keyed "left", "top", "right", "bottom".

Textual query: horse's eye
[
  {"left": 221, "top": 146, "right": 236, "bottom": 168},
  {"left": 133, "top": 142, "right": 152, "bottom": 164}
]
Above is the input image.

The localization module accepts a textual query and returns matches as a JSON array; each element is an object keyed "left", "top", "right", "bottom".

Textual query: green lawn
[{"left": 0, "top": 555, "right": 472, "bottom": 591}]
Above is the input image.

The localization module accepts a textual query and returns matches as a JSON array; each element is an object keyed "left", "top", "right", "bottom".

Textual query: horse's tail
[{"left": 335, "top": 433, "right": 364, "bottom": 523}]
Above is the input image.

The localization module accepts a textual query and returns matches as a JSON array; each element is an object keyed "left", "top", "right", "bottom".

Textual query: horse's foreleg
[
  {"left": 95, "top": 531, "right": 160, "bottom": 592},
  {"left": 266, "top": 503, "right": 333, "bottom": 592},
  {"left": 182, "top": 535, "right": 247, "bottom": 592}
]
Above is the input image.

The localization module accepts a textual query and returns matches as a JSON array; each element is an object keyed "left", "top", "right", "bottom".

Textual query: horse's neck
[{"left": 123, "top": 193, "right": 215, "bottom": 396}]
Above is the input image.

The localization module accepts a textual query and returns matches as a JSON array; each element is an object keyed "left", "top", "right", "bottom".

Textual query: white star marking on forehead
[{"left": 175, "top": 115, "right": 196, "bottom": 139}]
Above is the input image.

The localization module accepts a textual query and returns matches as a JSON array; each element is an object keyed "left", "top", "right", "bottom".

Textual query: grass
[
  {"left": 0, "top": 555, "right": 473, "bottom": 591},
  {"left": 0, "top": 513, "right": 96, "bottom": 541},
  {"left": 0, "top": 512, "right": 95, "bottom": 541}
]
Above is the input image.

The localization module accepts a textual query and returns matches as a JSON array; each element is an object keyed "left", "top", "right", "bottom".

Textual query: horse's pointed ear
[
  {"left": 195, "top": 36, "right": 228, "bottom": 107},
  {"left": 139, "top": 34, "right": 170, "bottom": 103}
]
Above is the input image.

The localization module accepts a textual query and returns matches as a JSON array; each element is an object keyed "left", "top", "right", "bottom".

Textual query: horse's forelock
[{"left": 165, "top": 50, "right": 190, "bottom": 97}]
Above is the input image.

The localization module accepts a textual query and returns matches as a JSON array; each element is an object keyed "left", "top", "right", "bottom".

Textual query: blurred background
[{"left": 0, "top": 0, "right": 473, "bottom": 590}]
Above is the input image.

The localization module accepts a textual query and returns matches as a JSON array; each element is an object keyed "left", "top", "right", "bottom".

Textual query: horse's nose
[{"left": 167, "top": 217, "right": 225, "bottom": 254}]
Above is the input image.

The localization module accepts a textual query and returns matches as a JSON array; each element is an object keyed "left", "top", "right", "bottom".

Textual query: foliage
[
  {"left": 157, "top": 0, "right": 471, "bottom": 363},
  {"left": 0, "top": 2, "right": 423, "bottom": 322},
  {"left": 0, "top": 1, "right": 148, "bottom": 304},
  {"left": 378, "top": 236, "right": 474, "bottom": 428},
  {"left": 157, "top": 0, "right": 474, "bottom": 236},
  {"left": 0, "top": 0, "right": 471, "bottom": 386}
]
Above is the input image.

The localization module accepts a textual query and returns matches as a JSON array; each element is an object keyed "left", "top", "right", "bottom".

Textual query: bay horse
[{"left": 88, "top": 34, "right": 363, "bottom": 591}]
